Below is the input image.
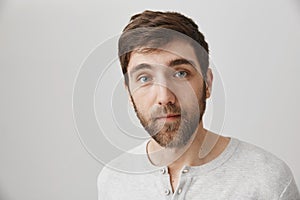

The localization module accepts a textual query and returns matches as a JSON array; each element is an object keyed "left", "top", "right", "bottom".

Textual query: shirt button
[
  {"left": 182, "top": 169, "right": 189, "bottom": 173},
  {"left": 164, "top": 189, "right": 170, "bottom": 195},
  {"left": 160, "top": 168, "right": 166, "bottom": 174},
  {"left": 178, "top": 188, "right": 182, "bottom": 194}
]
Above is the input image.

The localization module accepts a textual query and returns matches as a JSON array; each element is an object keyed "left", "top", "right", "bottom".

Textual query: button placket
[
  {"left": 174, "top": 168, "right": 190, "bottom": 199},
  {"left": 177, "top": 176, "right": 192, "bottom": 199},
  {"left": 164, "top": 188, "right": 170, "bottom": 196},
  {"left": 177, "top": 188, "right": 182, "bottom": 194},
  {"left": 158, "top": 167, "right": 172, "bottom": 199},
  {"left": 160, "top": 168, "right": 166, "bottom": 174}
]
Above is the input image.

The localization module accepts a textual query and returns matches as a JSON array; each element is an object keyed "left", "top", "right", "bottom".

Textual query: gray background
[{"left": 0, "top": 0, "right": 299, "bottom": 199}]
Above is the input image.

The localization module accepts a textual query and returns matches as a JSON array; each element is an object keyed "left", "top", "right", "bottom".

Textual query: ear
[{"left": 205, "top": 68, "right": 213, "bottom": 98}]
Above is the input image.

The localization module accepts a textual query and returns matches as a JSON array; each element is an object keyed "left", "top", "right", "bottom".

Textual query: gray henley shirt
[{"left": 97, "top": 137, "right": 300, "bottom": 200}]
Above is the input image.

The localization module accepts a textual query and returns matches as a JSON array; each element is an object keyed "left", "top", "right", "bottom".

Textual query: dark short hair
[{"left": 118, "top": 10, "right": 209, "bottom": 85}]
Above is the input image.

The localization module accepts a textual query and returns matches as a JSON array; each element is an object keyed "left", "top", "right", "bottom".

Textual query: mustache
[{"left": 150, "top": 103, "right": 181, "bottom": 120}]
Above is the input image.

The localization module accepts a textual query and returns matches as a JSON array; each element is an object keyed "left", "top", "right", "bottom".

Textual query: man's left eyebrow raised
[{"left": 130, "top": 63, "right": 152, "bottom": 77}]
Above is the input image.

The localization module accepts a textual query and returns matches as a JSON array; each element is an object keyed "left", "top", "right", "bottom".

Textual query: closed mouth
[{"left": 156, "top": 114, "right": 181, "bottom": 120}]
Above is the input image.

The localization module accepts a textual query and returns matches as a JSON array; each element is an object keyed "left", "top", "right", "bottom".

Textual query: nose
[{"left": 155, "top": 83, "right": 176, "bottom": 106}]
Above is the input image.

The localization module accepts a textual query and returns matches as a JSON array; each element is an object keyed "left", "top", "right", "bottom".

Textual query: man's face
[{"left": 126, "top": 40, "right": 208, "bottom": 149}]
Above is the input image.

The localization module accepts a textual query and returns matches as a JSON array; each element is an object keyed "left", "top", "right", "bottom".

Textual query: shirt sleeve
[{"left": 279, "top": 177, "right": 300, "bottom": 200}]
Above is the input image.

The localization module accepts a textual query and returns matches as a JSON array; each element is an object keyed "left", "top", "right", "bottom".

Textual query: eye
[
  {"left": 138, "top": 75, "right": 151, "bottom": 83},
  {"left": 174, "top": 71, "right": 188, "bottom": 78}
]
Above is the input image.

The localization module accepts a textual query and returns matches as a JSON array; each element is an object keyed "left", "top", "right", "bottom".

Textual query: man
[{"left": 98, "top": 10, "right": 299, "bottom": 199}]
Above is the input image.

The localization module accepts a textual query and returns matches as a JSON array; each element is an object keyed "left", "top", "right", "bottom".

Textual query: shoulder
[
  {"left": 97, "top": 165, "right": 118, "bottom": 191},
  {"left": 231, "top": 138, "right": 295, "bottom": 190},
  {"left": 235, "top": 139, "right": 291, "bottom": 172},
  {"left": 97, "top": 164, "right": 116, "bottom": 183},
  {"left": 97, "top": 140, "right": 154, "bottom": 190}
]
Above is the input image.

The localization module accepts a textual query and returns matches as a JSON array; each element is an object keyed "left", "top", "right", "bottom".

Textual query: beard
[{"left": 130, "top": 83, "right": 207, "bottom": 149}]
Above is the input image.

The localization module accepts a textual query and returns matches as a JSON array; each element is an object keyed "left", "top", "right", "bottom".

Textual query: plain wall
[{"left": 0, "top": 0, "right": 299, "bottom": 199}]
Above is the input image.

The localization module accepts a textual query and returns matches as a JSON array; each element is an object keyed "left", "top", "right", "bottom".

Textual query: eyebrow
[
  {"left": 129, "top": 58, "right": 196, "bottom": 78},
  {"left": 129, "top": 63, "right": 153, "bottom": 77},
  {"left": 168, "top": 58, "right": 196, "bottom": 68}
]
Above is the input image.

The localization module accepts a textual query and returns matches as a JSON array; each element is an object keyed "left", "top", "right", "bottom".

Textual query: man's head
[
  {"left": 119, "top": 10, "right": 209, "bottom": 86},
  {"left": 118, "top": 10, "right": 212, "bottom": 149}
]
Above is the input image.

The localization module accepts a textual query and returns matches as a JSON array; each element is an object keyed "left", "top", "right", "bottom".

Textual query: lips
[{"left": 155, "top": 114, "right": 181, "bottom": 120}]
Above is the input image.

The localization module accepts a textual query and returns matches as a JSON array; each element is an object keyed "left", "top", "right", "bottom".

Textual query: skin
[{"left": 126, "top": 40, "right": 230, "bottom": 192}]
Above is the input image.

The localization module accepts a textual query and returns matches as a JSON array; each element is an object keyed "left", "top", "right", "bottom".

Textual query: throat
[{"left": 169, "top": 171, "right": 180, "bottom": 193}]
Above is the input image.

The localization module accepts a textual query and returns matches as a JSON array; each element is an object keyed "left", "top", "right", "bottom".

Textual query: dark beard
[{"left": 130, "top": 83, "right": 206, "bottom": 149}]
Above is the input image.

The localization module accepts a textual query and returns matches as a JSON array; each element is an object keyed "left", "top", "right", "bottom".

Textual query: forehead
[{"left": 127, "top": 40, "right": 200, "bottom": 71}]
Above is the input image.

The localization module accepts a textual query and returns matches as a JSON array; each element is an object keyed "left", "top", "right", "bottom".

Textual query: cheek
[
  {"left": 175, "top": 85, "right": 203, "bottom": 109},
  {"left": 131, "top": 90, "right": 155, "bottom": 112},
  {"left": 188, "top": 79, "right": 205, "bottom": 99},
  {"left": 173, "top": 85, "right": 198, "bottom": 102}
]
